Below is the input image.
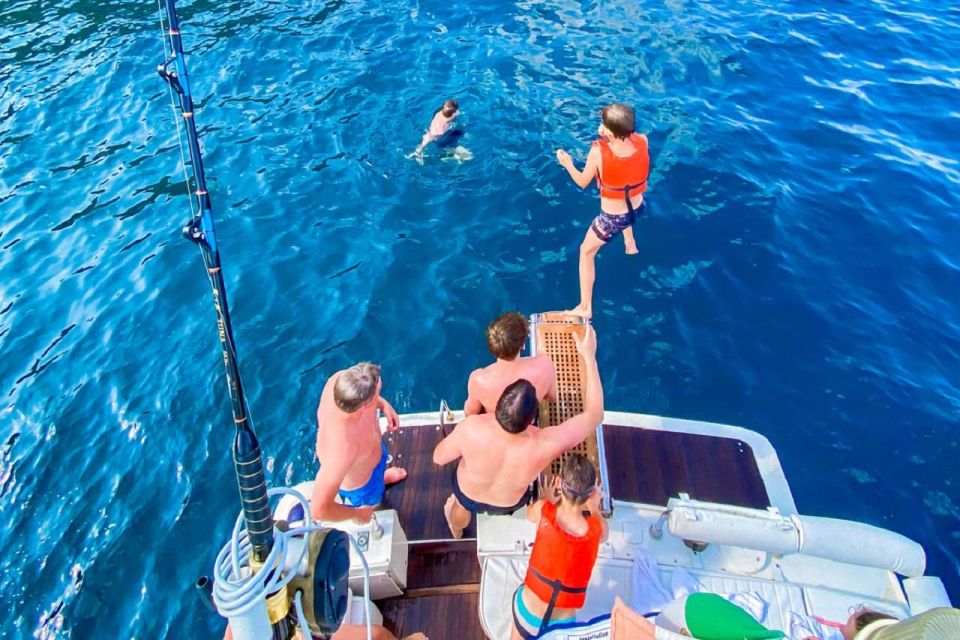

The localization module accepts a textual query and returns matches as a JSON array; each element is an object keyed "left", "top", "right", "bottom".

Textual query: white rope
[{"left": 156, "top": 0, "right": 197, "bottom": 221}]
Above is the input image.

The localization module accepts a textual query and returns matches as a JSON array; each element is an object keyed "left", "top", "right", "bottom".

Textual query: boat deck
[
  {"left": 602, "top": 424, "right": 769, "bottom": 508},
  {"left": 377, "top": 421, "right": 768, "bottom": 638}
]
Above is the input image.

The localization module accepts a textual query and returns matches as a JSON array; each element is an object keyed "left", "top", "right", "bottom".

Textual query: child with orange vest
[
  {"left": 556, "top": 103, "right": 650, "bottom": 319},
  {"left": 511, "top": 454, "right": 609, "bottom": 639}
]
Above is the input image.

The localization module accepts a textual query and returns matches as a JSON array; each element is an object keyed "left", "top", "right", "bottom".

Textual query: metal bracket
[
  {"left": 439, "top": 398, "right": 455, "bottom": 436},
  {"left": 156, "top": 60, "right": 184, "bottom": 94},
  {"left": 595, "top": 424, "right": 613, "bottom": 517},
  {"left": 529, "top": 312, "right": 588, "bottom": 328},
  {"left": 355, "top": 530, "right": 369, "bottom": 552},
  {"left": 528, "top": 315, "right": 538, "bottom": 355},
  {"left": 182, "top": 219, "right": 206, "bottom": 246}
]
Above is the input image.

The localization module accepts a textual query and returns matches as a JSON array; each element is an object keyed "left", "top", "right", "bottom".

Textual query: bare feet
[
  {"left": 624, "top": 241, "right": 639, "bottom": 255},
  {"left": 565, "top": 305, "right": 592, "bottom": 320},
  {"left": 384, "top": 467, "right": 407, "bottom": 485},
  {"left": 406, "top": 148, "right": 425, "bottom": 165},
  {"left": 444, "top": 495, "right": 465, "bottom": 539}
]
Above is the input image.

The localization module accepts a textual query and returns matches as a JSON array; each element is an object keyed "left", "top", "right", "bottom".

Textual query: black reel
[{"left": 290, "top": 528, "right": 351, "bottom": 638}]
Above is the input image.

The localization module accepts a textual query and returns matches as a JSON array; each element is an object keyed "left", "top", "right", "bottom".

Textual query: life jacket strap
[
  {"left": 528, "top": 566, "right": 589, "bottom": 595},
  {"left": 528, "top": 566, "right": 588, "bottom": 633},
  {"left": 596, "top": 175, "right": 647, "bottom": 215}
]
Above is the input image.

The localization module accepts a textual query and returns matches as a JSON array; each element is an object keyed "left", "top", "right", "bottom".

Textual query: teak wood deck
[{"left": 377, "top": 422, "right": 769, "bottom": 638}]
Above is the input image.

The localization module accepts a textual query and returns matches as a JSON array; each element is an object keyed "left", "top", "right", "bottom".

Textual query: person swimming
[
  {"left": 410, "top": 98, "right": 467, "bottom": 162},
  {"left": 464, "top": 312, "right": 558, "bottom": 416}
]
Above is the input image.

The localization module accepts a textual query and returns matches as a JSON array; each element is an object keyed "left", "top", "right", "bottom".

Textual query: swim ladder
[{"left": 530, "top": 313, "right": 612, "bottom": 515}]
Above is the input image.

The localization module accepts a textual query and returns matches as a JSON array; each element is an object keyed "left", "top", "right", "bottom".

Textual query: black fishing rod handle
[{"left": 234, "top": 424, "right": 274, "bottom": 560}]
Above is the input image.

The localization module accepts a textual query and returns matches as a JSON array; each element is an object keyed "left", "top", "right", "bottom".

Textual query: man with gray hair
[{"left": 310, "top": 362, "right": 404, "bottom": 524}]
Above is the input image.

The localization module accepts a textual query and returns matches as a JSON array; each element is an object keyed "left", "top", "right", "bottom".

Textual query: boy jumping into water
[
  {"left": 556, "top": 103, "right": 650, "bottom": 319},
  {"left": 412, "top": 98, "right": 460, "bottom": 161}
]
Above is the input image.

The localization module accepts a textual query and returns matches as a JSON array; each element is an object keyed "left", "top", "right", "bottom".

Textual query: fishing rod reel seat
[{"left": 156, "top": 61, "right": 183, "bottom": 94}]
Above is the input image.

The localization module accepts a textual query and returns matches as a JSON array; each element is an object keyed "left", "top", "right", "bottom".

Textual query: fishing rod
[
  {"left": 155, "top": 4, "right": 370, "bottom": 640},
  {"left": 155, "top": 1, "right": 291, "bottom": 637},
  {"left": 157, "top": 0, "right": 274, "bottom": 562}
]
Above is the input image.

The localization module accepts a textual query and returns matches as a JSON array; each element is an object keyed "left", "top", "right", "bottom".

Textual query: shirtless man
[
  {"left": 412, "top": 98, "right": 461, "bottom": 161},
  {"left": 310, "top": 363, "right": 405, "bottom": 524},
  {"left": 556, "top": 103, "right": 651, "bottom": 319},
  {"left": 434, "top": 326, "right": 604, "bottom": 538},
  {"left": 464, "top": 312, "right": 558, "bottom": 415}
]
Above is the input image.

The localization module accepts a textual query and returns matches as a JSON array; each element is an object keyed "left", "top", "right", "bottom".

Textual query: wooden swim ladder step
[{"left": 529, "top": 312, "right": 613, "bottom": 516}]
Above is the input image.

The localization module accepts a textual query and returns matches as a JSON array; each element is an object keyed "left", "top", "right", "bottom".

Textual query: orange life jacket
[
  {"left": 594, "top": 133, "right": 649, "bottom": 202},
  {"left": 523, "top": 501, "right": 603, "bottom": 611}
]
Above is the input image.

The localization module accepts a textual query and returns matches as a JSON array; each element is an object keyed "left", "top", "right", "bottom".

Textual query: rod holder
[{"left": 195, "top": 575, "right": 217, "bottom": 613}]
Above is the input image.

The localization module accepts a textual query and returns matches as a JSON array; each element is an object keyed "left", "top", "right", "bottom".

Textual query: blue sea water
[{"left": 1, "top": 0, "right": 959, "bottom": 636}]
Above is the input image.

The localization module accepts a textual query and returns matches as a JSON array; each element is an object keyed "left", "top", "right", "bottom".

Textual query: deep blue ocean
[{"left": 1, "top": 0, "right": 958, "bottom": 636}]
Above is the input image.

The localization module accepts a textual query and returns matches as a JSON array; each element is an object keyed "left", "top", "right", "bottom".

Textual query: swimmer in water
[{"left": 410, "top": 99, "right": 466, "bottom": 163}]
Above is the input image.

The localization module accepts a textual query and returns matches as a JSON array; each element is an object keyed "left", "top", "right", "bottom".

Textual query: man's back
[
  {"left": 315, "top": 371, "right": 382, "bottom": 491},
  {"left": 428, "top": 110, "right": 454, "bottom": 137},
  {"left": 436, "top": 325, "right": 603, "bottom": 538},
  {"left": 466, "top": 354, "right": 557, "bottom": 415},
  {"left": 454, "top": 414, "right": 551, "bottom": 506}
]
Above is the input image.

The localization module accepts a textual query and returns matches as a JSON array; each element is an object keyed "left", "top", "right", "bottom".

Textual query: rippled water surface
[{"left": 2, "top": 0, "right": 959, "bottom": 636}]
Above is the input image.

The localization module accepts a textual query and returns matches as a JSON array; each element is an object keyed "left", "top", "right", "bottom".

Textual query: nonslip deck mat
[
  {"left": 601, "top": 425, "right": 770, "bottom": 508},
  {"left": 382, "top": 425, "right": 478, "bottom": 541}
]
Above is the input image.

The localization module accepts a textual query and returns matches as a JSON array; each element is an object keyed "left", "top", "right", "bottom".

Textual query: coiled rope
[{"left": 212, "top": 487, "right": 373, "bottom": 640}]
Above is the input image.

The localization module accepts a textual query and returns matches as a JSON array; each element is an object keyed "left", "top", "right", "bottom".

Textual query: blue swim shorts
[{"left": 338, "top": 440, "right": 388, "bottom": 507}]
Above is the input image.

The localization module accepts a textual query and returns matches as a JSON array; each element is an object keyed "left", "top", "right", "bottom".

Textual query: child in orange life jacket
[
  {"left": 556, "top": 103, "right": 650, "bottom": 319},
  {"left": 510, "top": 454, "right": 609, "bottom": 640}
]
